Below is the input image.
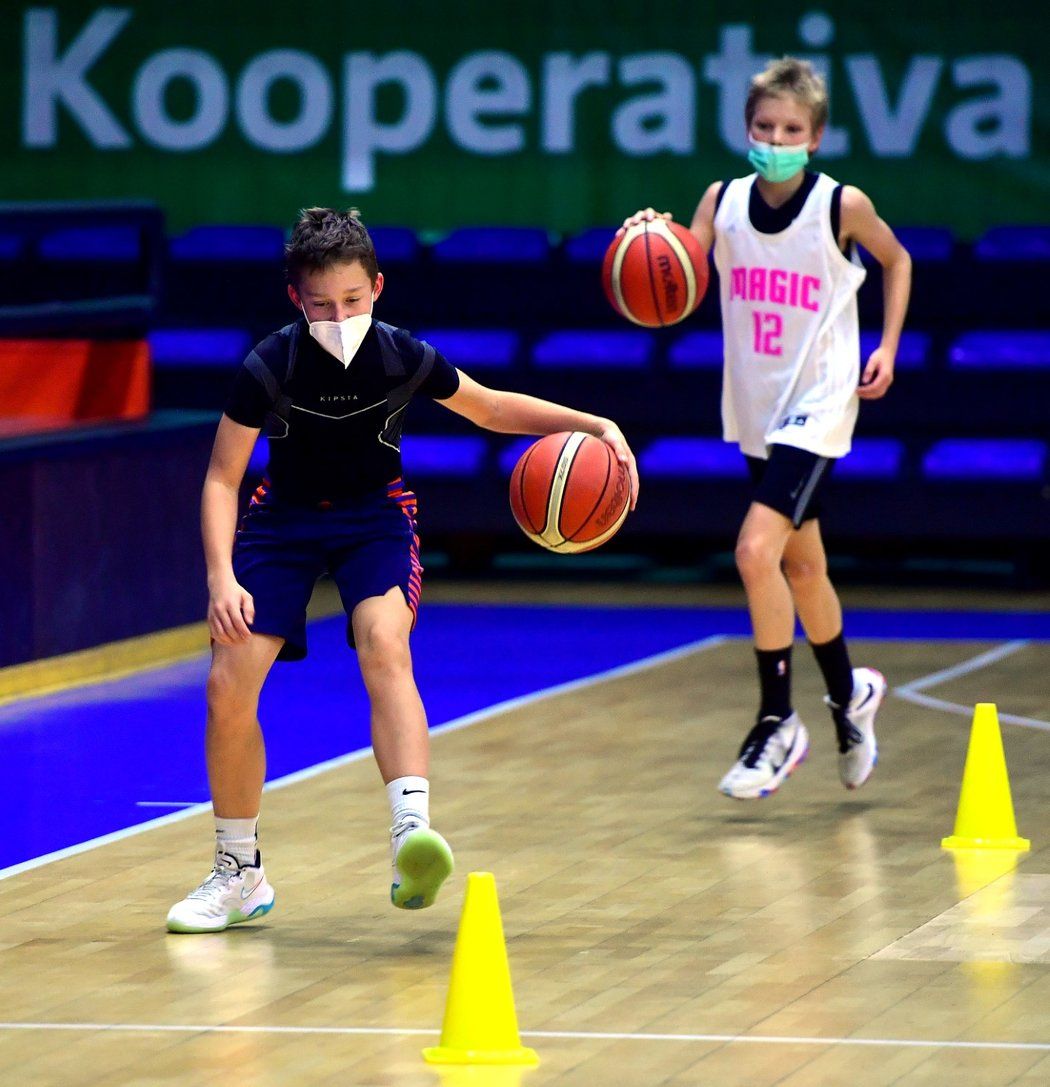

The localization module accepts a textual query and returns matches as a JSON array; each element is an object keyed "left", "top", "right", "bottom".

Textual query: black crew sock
[
  {"left": 755, "top": 646, "right": 793, "bottom": 720},
  {"left": 810, "top": 631, "right": 854, "bottom": 709}
]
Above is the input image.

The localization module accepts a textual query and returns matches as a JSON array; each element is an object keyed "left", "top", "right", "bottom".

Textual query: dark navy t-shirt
[{"left": 225, "top": 319, "right": 460, "bottom": 504}]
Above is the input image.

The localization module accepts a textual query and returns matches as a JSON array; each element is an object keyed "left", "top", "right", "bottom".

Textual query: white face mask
[{"left": 301, "top": 294, "right": 375, "bottom": 368}]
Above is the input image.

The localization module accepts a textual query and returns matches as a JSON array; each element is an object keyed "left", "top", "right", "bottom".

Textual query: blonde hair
[{"left": 745, "top": 57, "right": 829, "bottom": 131}]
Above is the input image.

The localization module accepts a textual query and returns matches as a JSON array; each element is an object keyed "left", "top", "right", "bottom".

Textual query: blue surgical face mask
[{"left": 747, "top": 137, "right": 810, "bottom": 183}]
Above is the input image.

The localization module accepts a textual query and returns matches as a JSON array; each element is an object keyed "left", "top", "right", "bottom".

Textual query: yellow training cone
[
  {"left": 942, "top": 703, "right": 1030, "bottom": 851},
  {"left": 423, "top": 872, "right": 539, "bottom": 1066}
]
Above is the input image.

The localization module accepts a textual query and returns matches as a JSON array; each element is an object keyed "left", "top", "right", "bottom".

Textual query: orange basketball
[
  {"left": 602, "top": 218, "right": 708, "bottom": 327},
  {"left": 509, "top": 432, "right": 630, "bottom": 553}
]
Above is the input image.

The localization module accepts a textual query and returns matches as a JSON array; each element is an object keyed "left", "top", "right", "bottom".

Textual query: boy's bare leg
[
  {"left": 720, "top": 502, "right": 810, "bottom": 799},
  {"left": 352, "top": 586, "right": 451, "bottom": 909},
  {"left": 781, "top": 519, "right": 843, "bottom": 644},
  {"left": 734, "top": 502, "right": 797, "bottom": 648},
  {"left": 782, "top": 519, "right": 884, "bottom": 787},
  {"left": 206, "top": 634, "right": 283, "bottom": 817},
  {"left": 167, "top": 634, "right": 282, "bottom": 933},
  {"left": 352, "top": 587, "right": 429, "bottom": 783}
]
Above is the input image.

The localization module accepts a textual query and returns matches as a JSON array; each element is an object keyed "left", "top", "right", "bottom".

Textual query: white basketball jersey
[{"left": 713, "top": 173, "right": 866, "bottom": 459}]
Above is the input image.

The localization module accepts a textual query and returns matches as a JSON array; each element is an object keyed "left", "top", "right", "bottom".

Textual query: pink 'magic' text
[{"left": 730, "top": 267, "right": 821, "bottom": 312}]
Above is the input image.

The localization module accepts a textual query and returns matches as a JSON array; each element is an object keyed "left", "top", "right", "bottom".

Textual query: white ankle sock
[
  {"left": 386, "top": 776, "right": 430, "bottom": 833},
  {"left": 214, "top": 815, "right": 258, "bottom": 866}
]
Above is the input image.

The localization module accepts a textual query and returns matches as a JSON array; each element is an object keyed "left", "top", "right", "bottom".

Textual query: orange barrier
[{"left": 0, "top": 339, "right": 150, "bottom": 435}]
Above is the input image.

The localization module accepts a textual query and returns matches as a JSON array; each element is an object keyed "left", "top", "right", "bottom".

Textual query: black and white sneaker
[
  {"left": 827, "top": 667, "right": 887, "bottom": 789},
  {"left": 718, "top": 713, "right": 809, "bottom": 799}
]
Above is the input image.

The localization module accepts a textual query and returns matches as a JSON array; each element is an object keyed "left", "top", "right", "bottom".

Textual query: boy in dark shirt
[{"left": 166, "top": 207, "right": 638, "bottom": 932}]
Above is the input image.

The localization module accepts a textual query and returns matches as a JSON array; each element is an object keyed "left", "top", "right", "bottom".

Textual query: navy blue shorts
[
  {"left": 744, "top": 444, "right": 836, "bottom": 528},
  {"left": 233, "top": 478, "right": 423, "bottom": 661}
]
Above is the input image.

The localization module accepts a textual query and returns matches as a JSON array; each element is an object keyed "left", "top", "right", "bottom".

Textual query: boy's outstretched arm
[
  {"left": 841, "top": 186, "right": 912, "bottom": 400},
  {"left": 688, "top": 181, "right": 722, "bottom": 255},
  {"left": 440, "top": 371, "right": 639, "bottom": 510}
]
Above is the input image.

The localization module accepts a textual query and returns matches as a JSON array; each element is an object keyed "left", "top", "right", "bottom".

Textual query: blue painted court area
[{"left": 1, "top": 603, "right": 1048, "bottom": 873}]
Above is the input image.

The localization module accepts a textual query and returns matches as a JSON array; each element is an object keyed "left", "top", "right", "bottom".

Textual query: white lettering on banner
[
  {"left": 132, "top": 49, "right": 227, "bottom": 151},
  {"left": 793, "top": 55, "right": 849, "bottom": 156},
  {"left": 445, "top": 52, "right": 530, "bottom": 154},
  {"left": 846, "top": 55, "right": 942, "bottom": 156},
  {"left": 946, "top": 56, "right": 1030, "bottom": 158},
  {"left": 23, "top": 7, "right": 131, "bottom": 147},
  {"left": 541, "top": 53, "right": 611, "bottom": 153},
  {"left": 792, "top": 15, "right": 849, "bottom": 156},
  {"left": 236, "top": 50, "right": 333, "bottom": 153},
  {"left": 612, "top": 53, "right": 694, "bottom": 156},
  {"left": 19, "top": 8, "right": 1037, "bottom": 192},
  {"left": 342, "top": 51, "right": 437, "bottom": 191},
  {"left": 702, "top": 25, "right": 770, "bottom": 155}
]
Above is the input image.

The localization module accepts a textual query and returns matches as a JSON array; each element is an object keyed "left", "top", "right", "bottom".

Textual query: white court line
[
  {"left": 0, "top": 1021, "right": 1048, "bottom": 1053},
  {"left": 893, "top": 640, "right": 1050, "bottom": 731},
  {"left": 135, "top": 802, "right": 199, "bottom": 809},
  {"left": 0, "top": 635, "right": 726, "bottom": 883},
  {"left": 896, "top": 641, "right": 1029, "bottom": 694}
]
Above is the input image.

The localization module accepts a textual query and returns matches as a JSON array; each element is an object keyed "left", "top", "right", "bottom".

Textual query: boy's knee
[
  {"left": 783, "top": 555, "right": 827, "bottom": 587},
  {"left": 357, "top": 622, "right": 411, "bottom": 678},
  {"left": 206, "top": 662, "right": 256, "bottom": 719},
  {"left": 735, "top": 535, "right": 779, "bottom": 580}
]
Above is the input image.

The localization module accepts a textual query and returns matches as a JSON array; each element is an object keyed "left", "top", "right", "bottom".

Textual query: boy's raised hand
[{"left": 618, "top": 207, "right": 673, "bottom": 234}]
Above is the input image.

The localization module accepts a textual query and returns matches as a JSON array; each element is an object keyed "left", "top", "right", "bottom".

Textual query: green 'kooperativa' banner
[{"left": 3, "top": 2, "right": 1046, "bottom": 238}]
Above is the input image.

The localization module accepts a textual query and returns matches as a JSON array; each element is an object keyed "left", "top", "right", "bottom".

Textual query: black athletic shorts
[
  {"left": 744, "top": 444, "right": 836, "bottom": 528},
  {"left": 232, "top": 477, "right": 422, "bottom": 661}
]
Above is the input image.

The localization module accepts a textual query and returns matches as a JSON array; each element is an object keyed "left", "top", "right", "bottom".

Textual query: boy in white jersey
[{"left": 626, "top": 58, "right": 911, "bottom": 799}]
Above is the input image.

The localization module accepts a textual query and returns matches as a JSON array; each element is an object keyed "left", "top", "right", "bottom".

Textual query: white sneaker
[
  {"left": 390, "top": 821, "right": 454, "bottom": 910},
  {"left": 718, "top": 713, "right": 809, "bottom": 799},
  {"left": 166, "top": 851, "right": 275, "bottom": 933},
  {"left": 828, "top": 667, "right": 887, "bottom": 790}
]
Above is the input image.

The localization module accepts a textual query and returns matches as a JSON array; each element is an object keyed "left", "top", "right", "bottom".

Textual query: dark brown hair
[
  {"left": 285, "top": 207, "right": 379, "bottom": 286},
  {"left": 745, "top": 57, "right": 829, "bottom": 131}
]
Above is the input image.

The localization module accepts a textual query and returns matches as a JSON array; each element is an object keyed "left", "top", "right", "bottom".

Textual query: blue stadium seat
[
  {"left": 532, "top": 330, "right": 654, "bottom": 369},
  {"left": 834, "top": 438, "right": 905, "bottom": 479},
  {"left": 668, "top": 331, "right": 723, "bottom": 369},
  {"left": 639, "top": 437, "right": 747, "bottom": 478},
  {"left": 974, "top": 226, "right": 1050, "bottom": 262},
  {"left": 948, "top": 331, "right": 1050, "bottom": 370},
  {"left": 148, "top": 329, "right": 253, "bottom": 370},
  {"left": 670, "top": 331, "right": 930, "bottom": 372},
  {"left": 894, "top": 227, "right": 955, "bottom": 262},
  {"left": 922, "top": 439, "right": 1047, "bottom": 481},
  {"left": 369, "top": 226, "right": 421, "bottom": 263},
  {"left": 169, "top": 225, "right": 285, "bottom": 261},
  {"left": 432, "top": 227, "right": 551, "bottom": 264},
  {"left": 564, "top": 227, "right": 618, "bottom": 264},
  {"left": 859, "top": 330, "right": 931, "bottom": 370},
  {"left": 0, "top": 234, "right": 25, "bottom": 261},
  {"left": 39, "top": 226, "right": 142, "bottom": 261},
  {"left": 401, "top": 435, "right": 488, "bottom": 477},
  {"left": 416, "top": 330, "right": 519, "bottom": 370},
  {"left": 247, "top": 436, "right": 270, "bottom": 478},
  {"left": 499, "top": 436, "right": 535, "bottom": 476}
]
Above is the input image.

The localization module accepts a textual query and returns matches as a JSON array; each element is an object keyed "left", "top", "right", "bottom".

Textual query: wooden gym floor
[{"left": 1, "top": 583, "right": 1049, "bottom": 1086}]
